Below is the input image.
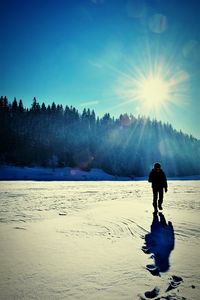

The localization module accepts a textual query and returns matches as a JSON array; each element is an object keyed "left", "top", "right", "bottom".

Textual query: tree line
[{"left": 0, "top": 96, "right": 200, "bottom": 176}]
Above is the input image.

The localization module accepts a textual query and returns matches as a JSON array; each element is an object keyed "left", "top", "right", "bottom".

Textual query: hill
[{"left": 0, "top": 96, "right": 200, "bottom": 177}]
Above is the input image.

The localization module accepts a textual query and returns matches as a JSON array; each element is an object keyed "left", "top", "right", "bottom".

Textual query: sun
[
  {"left": 114, "top": 56, "right": 189, "bottom": 117},
  {"left": 137, "top": 75, "right": 169, "bottom": 108}
]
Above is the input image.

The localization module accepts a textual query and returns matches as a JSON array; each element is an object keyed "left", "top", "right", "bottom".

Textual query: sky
[{"left": 1, "top": 0, "right": 200, "bottom": 138}]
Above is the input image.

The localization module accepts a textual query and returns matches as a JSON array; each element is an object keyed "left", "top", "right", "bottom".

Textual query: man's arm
[
  {"left": 148, "top": 171, "right": 153, "bottom": 182},
  {"left": 163, "top": 172, "right": 168, "bottom": 191}
]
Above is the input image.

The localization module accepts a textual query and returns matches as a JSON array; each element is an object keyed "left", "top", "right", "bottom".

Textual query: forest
[{"left": 0, "top": 96, "right": 200, "bottom": 177}]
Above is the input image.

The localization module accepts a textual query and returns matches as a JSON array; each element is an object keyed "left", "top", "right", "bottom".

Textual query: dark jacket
[{"left": 148, "top": 169, "right": 168, "bottom": 189}]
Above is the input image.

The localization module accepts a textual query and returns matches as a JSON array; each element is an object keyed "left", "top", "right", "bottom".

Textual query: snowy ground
[{"left": 0, "top": 181, "right": 199, "bottom": 299}]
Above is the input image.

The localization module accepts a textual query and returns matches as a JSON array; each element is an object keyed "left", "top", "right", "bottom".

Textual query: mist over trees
[{"left": 0, "top": 96, "right": 200, "bottom": 177}]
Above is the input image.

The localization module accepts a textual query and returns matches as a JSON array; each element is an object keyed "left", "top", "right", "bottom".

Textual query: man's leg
[
  {"left": 158, "top": 188, "right": 164, "bottom": 210},
  {"left": 152, "top": 188, "right": 158, "bottom": 211}
]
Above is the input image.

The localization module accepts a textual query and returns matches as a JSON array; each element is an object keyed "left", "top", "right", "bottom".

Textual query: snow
[
  {"left": 0, "top": 180, "right": 200, "bottom": 299},
  {"left": 0, "top": 165, "right": 200, "bottom": 181}
]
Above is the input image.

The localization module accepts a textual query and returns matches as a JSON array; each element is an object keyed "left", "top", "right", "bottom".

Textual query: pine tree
[
  {"left": 18, "top": 99, "right": 24, "bottom": 113},
  {"left": 11, "top": 97, "right": 18, "bottom": 113}
]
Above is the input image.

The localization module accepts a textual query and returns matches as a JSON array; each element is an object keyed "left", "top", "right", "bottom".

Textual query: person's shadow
[{"left": 142, "top": 212, "right": 175, "bottom": 276}]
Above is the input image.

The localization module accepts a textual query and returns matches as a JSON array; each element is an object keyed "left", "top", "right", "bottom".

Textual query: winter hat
[{"left": 154, "top": 162, "right": 161, "bottom": 169}]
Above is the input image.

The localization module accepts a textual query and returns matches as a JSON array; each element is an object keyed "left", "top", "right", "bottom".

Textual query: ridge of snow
[{"left": 0, "top": 165, "right": 199, "bottom": 181}]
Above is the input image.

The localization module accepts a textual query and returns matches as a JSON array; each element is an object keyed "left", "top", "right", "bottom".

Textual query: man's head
[{"left": 154, "top": 162, "right": 161, "bottom": 171}]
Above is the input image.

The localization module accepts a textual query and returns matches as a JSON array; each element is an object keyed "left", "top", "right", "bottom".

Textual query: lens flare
[{"left": 149, "top": 14, "right": 168, "bottom": 34}]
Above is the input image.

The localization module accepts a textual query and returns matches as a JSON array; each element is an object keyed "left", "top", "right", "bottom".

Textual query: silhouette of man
[{"left": 148, "top": 162, "right": 168, "bottom": 211}]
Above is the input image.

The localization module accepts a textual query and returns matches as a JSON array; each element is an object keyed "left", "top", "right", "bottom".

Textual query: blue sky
[{"left": 1, "top": 0, "right": 200, "bottom": 138}]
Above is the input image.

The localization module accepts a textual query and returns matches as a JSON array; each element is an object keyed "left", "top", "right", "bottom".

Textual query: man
[{"left": 148, "top": 162, "right": 168, "bottom": 211}]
